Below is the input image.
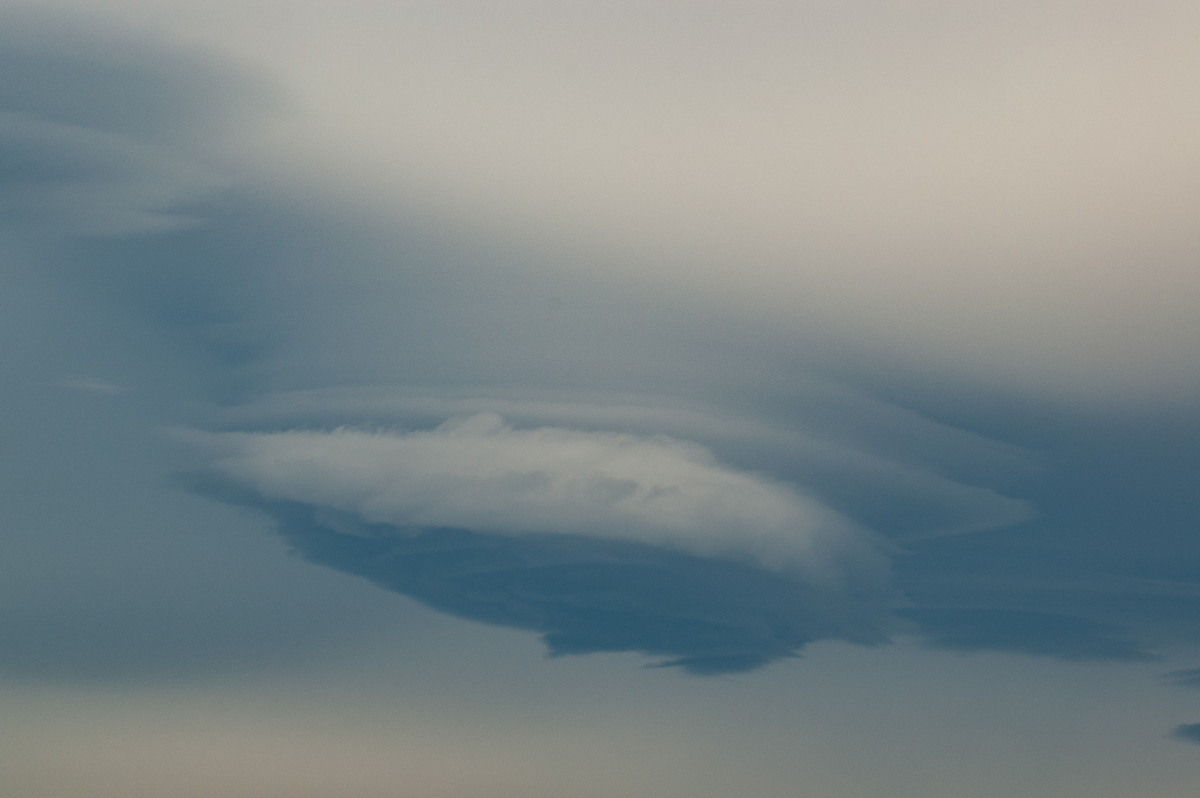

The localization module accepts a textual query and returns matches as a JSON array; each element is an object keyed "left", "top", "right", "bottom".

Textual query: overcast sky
[{"left": 3, "top": 2, "right": 1200, "bottom": 796}]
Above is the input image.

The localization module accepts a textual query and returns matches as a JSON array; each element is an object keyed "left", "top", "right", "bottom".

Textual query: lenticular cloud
[{"left": 199, "top": 413, "right": 884, "bottom": 581}]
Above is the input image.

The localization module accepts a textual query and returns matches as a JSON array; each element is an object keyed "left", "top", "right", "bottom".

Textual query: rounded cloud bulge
[
  {"left": 195, "top": 412, "right": 889, "bottom": 586},
  {"left": 186, "top": 412, "right": 898, "bottom": 671}
]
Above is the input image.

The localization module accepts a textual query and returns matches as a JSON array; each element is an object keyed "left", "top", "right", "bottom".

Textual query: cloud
[
  {"left": 213, "top": 384, "right": 1036, "bottom": 544},
  {"left": 0, "top": 10, "right": 275, "bottom": 144},
  {"left": 6, "top": 4, "right": 1194, "bottom": 689},
  {"left": 200, "top": 495, "right": 891, "bottom": 673},
  {"left": 113, "top": 0, "right": 1200, "bottom": 403},
  {"left": 0, "top": 111, "right": 226, "bottom": 237},
  {"left": 898, "top": 608, "right": 1155, "bottom": 662},
  {"left": 195, "top": 413, "right": 887, "bottom": 582},
  {"left": 57, "top": 376, "right": 132, "bottom": 395},
  {"left": 183, "top": 412, "right": 904, "bottom": 671},
  {"left": 1170, "top": 724, "right": 1200, "bottom": 745},
  {"left": 1165, "top": 669, "right": 1200, "bottom": 689},
  {"left": 0, "top": 11, "right": 277, "bottom": 239}
]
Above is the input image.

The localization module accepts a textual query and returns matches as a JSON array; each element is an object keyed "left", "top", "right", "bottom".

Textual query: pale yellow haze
[{"left": 44, "top": 0, "right": 1200, "bottom": 401}]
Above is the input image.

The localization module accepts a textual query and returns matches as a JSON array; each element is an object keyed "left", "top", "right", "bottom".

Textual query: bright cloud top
[{"left": 199, "top": 413, "right": 881, "bottom": 580}]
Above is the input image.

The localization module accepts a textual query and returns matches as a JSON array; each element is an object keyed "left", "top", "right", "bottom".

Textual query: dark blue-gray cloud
[
  {"left": 1170, "top": 724, "right": 1200, "bottom": 745},
  {"left": 880, "top": 385, "right": 1200, "bottom": 662},
  {"left": 0, "top": 110, "right": 224, "bottom": 236},
  {"left": 0, "top": 13, "right": 275, "bottom": 144},
  {"left": 34, "top": 165, "right": 1200, "bottom": 681},
  {"left": 1165, "top": 669, "right": 1200, "bottom": 689},
  {"left": 0, "top": 18, "right": 396, "bottom": 684},
  {"left": 80, "top": 163, "right": 1199, "bottom": 677},
  {"left": 0, "top": 12, "right": 275, "bottom": 238},
  {"left": 897, "top": 607, "right": 1154, "bottom": 662},
  {"left": 210, "top": 493, "right": 891, "bottom": 674}
]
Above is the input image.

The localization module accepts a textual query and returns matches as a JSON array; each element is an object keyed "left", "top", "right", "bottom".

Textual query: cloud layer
[
  {"left": 0, "top": 110, "right": 223, "bottom": 236},
  {"left": 238, "top": 499, "right": 891, "bottom": 674},
  {"left": 142, "top": 0, "right": 1200, "bottom": 402},
  {"left": 187, "top": 412, "right": 906, "bottom": 670},
  {"left": 198, "top": 413, "right": 885, "bottom": 580},
  {"left": 4, "top": 10, "right": 1200, "bottom": 798},
  {"left": 6, "top": 0, "right": 1198, "bottom": 682}
]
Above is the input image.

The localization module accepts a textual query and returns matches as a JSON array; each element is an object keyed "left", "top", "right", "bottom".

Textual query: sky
[{"left": 2, "top": 1, "right": 1200, "bottom": 795}]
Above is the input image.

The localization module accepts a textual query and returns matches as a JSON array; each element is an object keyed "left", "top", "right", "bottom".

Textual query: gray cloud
[
  {"left": 0, "top": 110, "right": 225, "bottom": 236},
  {"left": 57, "top": 152, "right": 1194, "bottom": 676},
  {"left": 5, "top": 14, "right": 1200, "bottom": 798},
  {"left": 0, "top": 17, "right": 388, "bottom": 684},
  {"left": 57, "top": 376, "right": 132, "bottom": 395},
  {"left": 0, "top": 11, "right": 275, "bottom": 144},
  {"left": 192, "top": 413, "right": 888, "bottom": 577},
  {"left": 1165, "top": 669, "right": 1200, "bottom": 689},
  {"left": 898, "top": 607, "right": 1154, "bottom": 662},
  {"left": 5, "top": 9, "right": 1198, "bottom": 688},
  {"left": 213, "top": 384, "right": 1037, "bottom": 545},
  {"left": 197, "top": 491, "right": 893, "bottom": 673},
  {"left": 0, "top": 11, "right": 277, "bottom": 239},
  {"left": 1170, "top": 724, "right": 1200, "bottom": 745},
  {"left": 149, "top": 0, "right": 1200, "bottom": 403}
]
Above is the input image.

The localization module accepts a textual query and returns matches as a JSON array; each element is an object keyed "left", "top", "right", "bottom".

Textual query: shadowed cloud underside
[{"left": 261, "top": 501, "right": 892, "bottom": 674}]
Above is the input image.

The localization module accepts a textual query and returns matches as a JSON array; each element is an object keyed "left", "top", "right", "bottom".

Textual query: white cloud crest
[{"left": 200, "top": 413, "right": 883, "bottom": 581}]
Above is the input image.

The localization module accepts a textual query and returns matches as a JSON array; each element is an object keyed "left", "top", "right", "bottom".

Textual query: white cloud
[
  {"left": 215, "top": 384, "right": 1035, "bottom": 541},
  {"left": 197, "top": 413, "right": 884, "bottom": 581}
]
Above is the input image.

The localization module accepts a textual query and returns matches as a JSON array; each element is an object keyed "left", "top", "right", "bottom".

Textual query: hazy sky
[{"left": 3, "top": 2, "right": 1200, "bottom": 796}]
